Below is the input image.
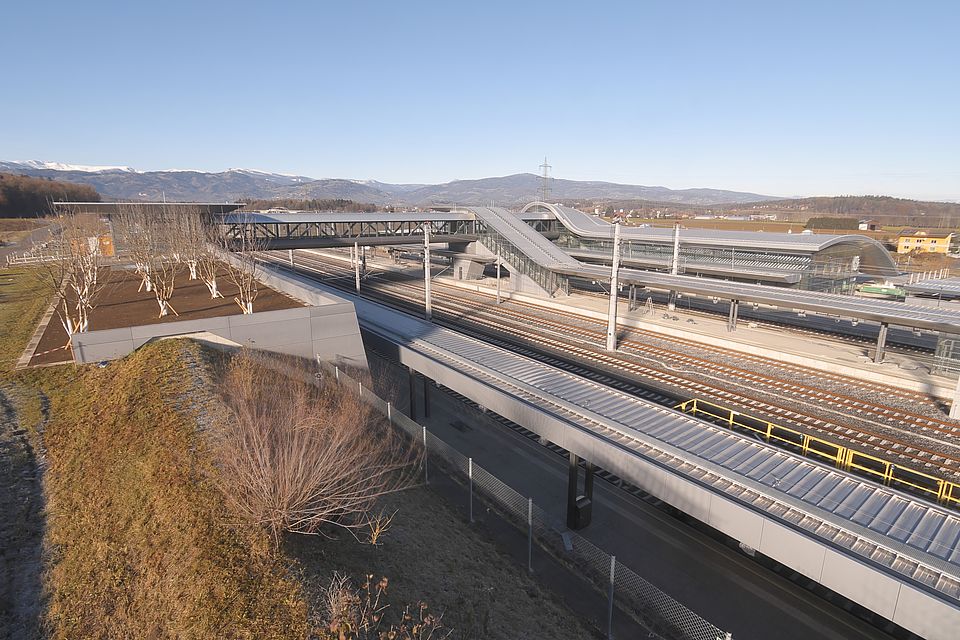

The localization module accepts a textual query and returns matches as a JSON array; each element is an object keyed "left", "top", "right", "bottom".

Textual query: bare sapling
[
  {"left": 113, "top": 205, "right": 155, "bottom": 293},
  {"left": 175, "top": 210, "right": 207, "bottom": 280},
  {"left": 214, "top": 351, "right": 419, "bottom": 548},
  {"left": 198, "top": 225, "right": 224, "bottom": 299},
  {"left": 34, "top": 207, "right": 108, "bottom": 343},
  {"left": 222, "top": 217, "right": 264, "bottom": 314}
]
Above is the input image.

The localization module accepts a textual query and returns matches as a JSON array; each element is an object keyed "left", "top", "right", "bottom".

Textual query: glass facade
[{"left": 552, "top": 227, "right": 859, "bottom": 293}]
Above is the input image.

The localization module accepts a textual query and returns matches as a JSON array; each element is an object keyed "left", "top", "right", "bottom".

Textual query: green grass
[{"left": 0, "top": 267, "right": 50, "bottom": 372}]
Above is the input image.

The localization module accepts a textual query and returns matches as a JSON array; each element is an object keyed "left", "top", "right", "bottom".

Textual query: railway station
[{"left": 57, "top": 200, "right": 960, "bottom": 637}]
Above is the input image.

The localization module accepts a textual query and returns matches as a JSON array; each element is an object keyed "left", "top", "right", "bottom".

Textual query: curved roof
[{"left": 522, "top": 202, "right": 899, "bottom": 275}]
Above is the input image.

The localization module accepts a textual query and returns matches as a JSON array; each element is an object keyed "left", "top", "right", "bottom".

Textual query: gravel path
[{"left": 0, "top": 388, "right": 45, "bottom": 640}]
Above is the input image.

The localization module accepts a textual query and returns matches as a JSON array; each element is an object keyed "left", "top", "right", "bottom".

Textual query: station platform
[{"left": 440, "top": 275, "right": 958, "bottom": 401}]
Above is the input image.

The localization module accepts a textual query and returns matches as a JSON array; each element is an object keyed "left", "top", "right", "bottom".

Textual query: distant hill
[
  {"left": 724, "top": 196, "right": 960, "bottom": 227},
  {"left": 0, "top": 161, "right": 777, "bottom": 206}
]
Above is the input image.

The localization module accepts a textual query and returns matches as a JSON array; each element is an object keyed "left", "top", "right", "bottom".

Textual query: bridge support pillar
[
  {"left": 567, "top": 452, "right": 595, "bottom": 530},
  {"left": 874, "top": 322, "right": 889, "bottom": 363},
  {"left": 727, "top": 299, "right": 739, "bottom": 332},
  {"left": 288, "top": 249, "right": 294, "bottom": 268}
]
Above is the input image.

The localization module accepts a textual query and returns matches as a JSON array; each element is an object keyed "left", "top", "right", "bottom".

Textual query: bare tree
[
  {"left": 173, "top": 210, "right": 207, "bottom": 281},
  {"left": 196, "top": 223, "right": 225, "bottom": 299},
  {"left": 222, "top": 216, "right": 264, "bottom": 314},
  {"left": 114, "top": 203, "right": 181, "bottom": 317},
  {"left": 34, "top": 207, "right": 108, "bottom": 342},
  {"left": 112, "top": 204, "right": 155, "bottom": 293},
  {"left": 213, "top": 352, "right": 419, "bottom": 548}
]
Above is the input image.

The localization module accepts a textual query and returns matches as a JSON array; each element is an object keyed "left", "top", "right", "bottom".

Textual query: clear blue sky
[{"left": 2, "top": 1, "right": 958, "bottom": 200}]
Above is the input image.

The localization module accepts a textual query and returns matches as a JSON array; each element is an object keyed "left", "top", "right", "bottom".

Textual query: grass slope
[{"left": 37, "top": 340, "right": 308, "bottom": 638}]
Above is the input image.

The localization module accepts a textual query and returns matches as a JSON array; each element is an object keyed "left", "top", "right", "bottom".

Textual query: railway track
[{"left": 269, "top": 250, "right": 960, "bottom": 483}]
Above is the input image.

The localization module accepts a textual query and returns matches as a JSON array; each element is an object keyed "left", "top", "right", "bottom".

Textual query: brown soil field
[{"left": 32, "top": 266, "right": 303, "bottom": 365}]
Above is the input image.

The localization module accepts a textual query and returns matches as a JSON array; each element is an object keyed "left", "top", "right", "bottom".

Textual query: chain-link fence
[{"left": 319, "top": 360, "right": 731, "bottom": 640}]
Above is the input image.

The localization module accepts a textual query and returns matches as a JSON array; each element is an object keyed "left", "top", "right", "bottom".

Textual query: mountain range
[{"left": 0, "top": 161, "right": 778, "bottom": 206}]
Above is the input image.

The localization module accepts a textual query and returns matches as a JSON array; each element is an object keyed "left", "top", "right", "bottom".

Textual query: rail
[{"left": 676, "top": 397, "right": 960, "bottom": 509}]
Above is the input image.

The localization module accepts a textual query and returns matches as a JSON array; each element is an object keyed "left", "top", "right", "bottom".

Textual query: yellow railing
[{"left": 675, "top": 397, "right": 960, "bottom": 509}]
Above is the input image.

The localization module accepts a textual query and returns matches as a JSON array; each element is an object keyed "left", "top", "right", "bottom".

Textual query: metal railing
[
  {"left": 675, "top": 397, "right": 960, "bottom": 509},
  {"left": 319, "top": 360, "right": 730, "bottom": 640}
]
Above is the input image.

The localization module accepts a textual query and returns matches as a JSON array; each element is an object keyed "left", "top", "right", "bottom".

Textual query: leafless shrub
[
  {"left": 317, "top": 572, "right": 450, "bottom": 640},
  {"left": 214, "top": 351, "right": 419, "bottom": 548}
]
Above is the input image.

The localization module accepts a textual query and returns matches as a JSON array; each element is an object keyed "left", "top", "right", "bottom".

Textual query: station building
[{"left": 522, "top": 203, "right": 899, "bottom": 293}]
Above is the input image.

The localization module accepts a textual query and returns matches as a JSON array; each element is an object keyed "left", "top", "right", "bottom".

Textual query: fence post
[
  {"left": 387, "top": 401, "right": 392, "bottom": 423},
  {"left": 527, "top": 498, "right": 533, "bottom": 573},
  {"left": 358, "top": 381, "right": 363, "bottom": 398},
  {"left": 607, "top": 555, "right": 616, "bottom": 640},
  {"left": 422, "top": 426, "right": 429, "bottom": 484},
  {"left": 335, "top": 366, "right": 339, "bottom": 382},
  {"left": 468, "top": 458, "right": 474, "bottom": 523}
]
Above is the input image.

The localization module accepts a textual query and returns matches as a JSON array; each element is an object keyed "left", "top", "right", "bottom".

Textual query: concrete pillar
[
  {"left": 424, "top": 225, "right": 432, "bottom": 320},
  {"left": 354, "top": 241, "right": 360, "bottom": 293},
  {"left": 671, "top": 223, "right": 680, "bottom": 275},
  {"left": 727, "top": 299, "right": 739, "bottom": 332},
  {"left": 496, "top": 252, "right": 502, "bottom": 305},
  {"left": 874, "top": 322, "right": 889, "bottom": 363},
  {"left": 950, "top": 374, "right": 960, "bottom": 420},
  {"left": 606, "top": 222, "right": 622, "bottom": 351},
  {"left": 288, "top": 248, "right": 294, "bottom": 268},
  {"left": 567, "top": 452, "right": 594, "bottom": 530},
  {"left": 667, "top": 222, "right": 680, "bottom": 311}
]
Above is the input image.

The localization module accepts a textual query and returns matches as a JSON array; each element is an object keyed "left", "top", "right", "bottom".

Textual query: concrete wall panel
[
  {"left": 130, "top": 317, "right": 230, "bottom": 340},
  {"left": 707, "top": 495, "right": 764, "bottom": 549},
  {"left": 819, "top": 547, "right": 901, "bottom": 619},
  {"left": 310, "top": 313, "right": 364, "bottom": 339},
  {"left": 759, "top": 519, "right": 827, "bottom": 580},
  {"left": 891, "top": 581, "right": 960, "bottom": 639}
]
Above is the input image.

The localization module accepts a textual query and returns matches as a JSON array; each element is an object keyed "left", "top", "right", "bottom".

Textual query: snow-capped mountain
[{"left": 4, "top": 160, "right": 136, "bottom": 173}]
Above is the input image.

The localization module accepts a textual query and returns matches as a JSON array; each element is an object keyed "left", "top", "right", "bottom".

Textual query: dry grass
[
  {"left": 18, "top": 340, "right": 308, "bottom": 639},
  {"left": 288, "top": 488, "right": 595, "bottom": 640}
]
